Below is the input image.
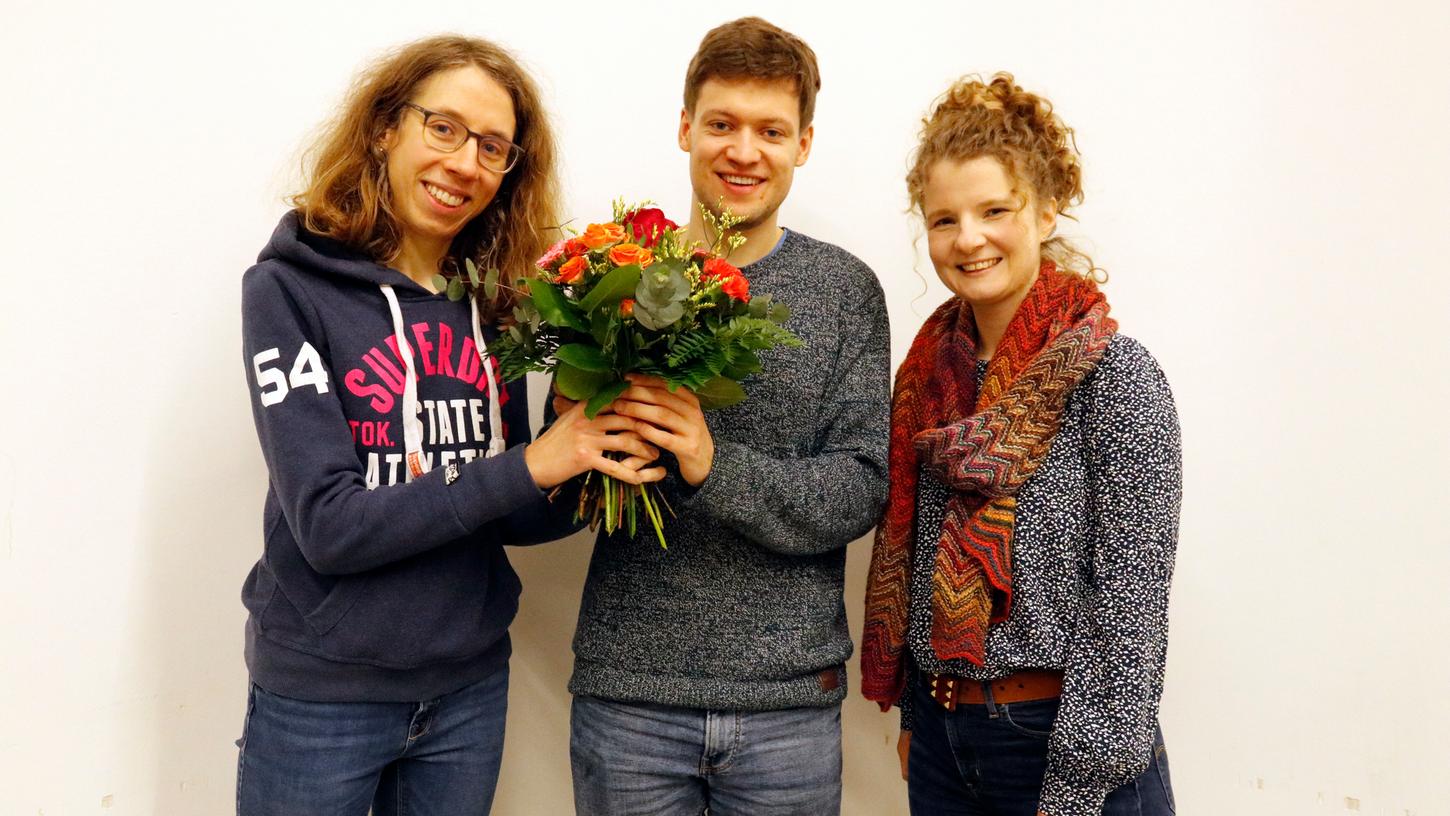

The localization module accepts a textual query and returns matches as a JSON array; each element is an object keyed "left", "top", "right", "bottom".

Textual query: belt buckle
[{"left": 929, "top": 673, "right": 958, "bottom": 712}]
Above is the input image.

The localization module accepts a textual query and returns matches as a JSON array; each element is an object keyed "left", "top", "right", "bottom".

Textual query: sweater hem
[
  {"left": 246, "top": 620, "right": 511, "bottom": 702},
  {"left": 569, "top": 663, "right": 846, "bottom": 711}
]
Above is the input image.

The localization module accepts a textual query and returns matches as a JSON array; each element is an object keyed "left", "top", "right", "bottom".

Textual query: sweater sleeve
[
  {"left": 676, "top": 281, "right": 891, "bottom": 556},
  {"left": 242, "top": 266, "right": 545, "bottom": 575},
  {"left": 1038, "top": 339, "right": 1182, "bottom": 816}
]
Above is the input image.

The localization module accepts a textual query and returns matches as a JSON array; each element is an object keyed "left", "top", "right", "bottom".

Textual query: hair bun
[{"left": 906, "top": 72, "right": 1098, "bottom": 279}]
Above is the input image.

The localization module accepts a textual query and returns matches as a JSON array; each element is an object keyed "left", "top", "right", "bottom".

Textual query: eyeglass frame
[{"left": 400, "top": 102, "right": 525, "bottom": 174}]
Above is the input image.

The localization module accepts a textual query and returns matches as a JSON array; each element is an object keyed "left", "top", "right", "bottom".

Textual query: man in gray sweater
[{"left": 567, "top": 17, "right": 891, "bottom": 815}]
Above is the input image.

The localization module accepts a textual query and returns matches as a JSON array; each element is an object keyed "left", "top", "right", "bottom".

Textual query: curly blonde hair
[
  {"left": 291, "top": 35, "right": 561, "bottom": 317},
  {"left": 906, "top": 72, "right": 1098, "bottom": 279}
]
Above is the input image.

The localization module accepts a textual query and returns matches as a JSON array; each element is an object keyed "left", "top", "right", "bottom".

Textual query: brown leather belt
[{"left": 927, "top": 669, "right": 1063, "bottom": 712}]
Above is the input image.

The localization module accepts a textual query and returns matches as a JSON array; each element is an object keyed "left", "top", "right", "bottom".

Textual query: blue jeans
[
  {"left": 570, "top": 695, "right": 842, "bottom": 815},
  {"left": 236, "top": 667, "right": 508, "bottom": 816},
  {"left": 907, "top": 677, "right": 1175, "bottom": 815}
]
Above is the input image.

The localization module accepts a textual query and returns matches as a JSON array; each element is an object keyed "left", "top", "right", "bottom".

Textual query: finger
[
  {"left": 592, "top": 457, "right": 655, "bottom": 484},
  {"left": 624, "top": 373, "right": 669, "bottom": 389},
  {"left": 614, "top": 400, "right": 689, "bottom": 434},
  {"left": 628, "top": 418, "right": 691, "bottom": 456},
  {"left": 615, "top": 454, "right": 659, "bottom": 471},
  {"left": 618, "top": 384, "right": 694, "bottom": 415},
  {"left": 598, "top": 433, "right": 660, "bottom": 461},
  {"left": 583, "top": 414, "right": 640, "bottom": 433}
]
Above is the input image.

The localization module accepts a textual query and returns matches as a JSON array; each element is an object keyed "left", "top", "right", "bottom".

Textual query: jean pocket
[{"left": 999, "top": 699, "right": 1059, "bottom": 739}]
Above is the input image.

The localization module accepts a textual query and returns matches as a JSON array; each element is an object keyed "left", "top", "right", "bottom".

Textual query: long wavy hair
[
  {"left": 292, "top": 35, "right": 561, "bottom": 317},
  {"left": 907, "top": 72, "right": 1100, "bottom": 280}
]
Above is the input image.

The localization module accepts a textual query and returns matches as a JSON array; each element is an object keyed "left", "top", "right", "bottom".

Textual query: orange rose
[
  {"left": 556, "top": 255, "right": 590, "bottom": 284},
  {"left": 580, "top": 222, "right": 627, "bottom": 250},
  {"left": 607, "top": 243, "right": 654, "bottom": 268}
]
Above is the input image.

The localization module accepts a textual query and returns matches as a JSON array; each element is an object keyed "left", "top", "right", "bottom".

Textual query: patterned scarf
[{"left": 861, "top": 263, "right": 1117, "bottom": 709}]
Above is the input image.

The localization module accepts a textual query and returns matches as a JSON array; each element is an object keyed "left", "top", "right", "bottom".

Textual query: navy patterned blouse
[{"left": 899, "top": 334, "right": 1182, "bottom": 816}]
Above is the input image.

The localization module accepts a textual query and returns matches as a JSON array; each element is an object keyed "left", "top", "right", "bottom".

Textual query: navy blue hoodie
[{"left": 240, "top": 211, "right": 574, "bottom": 702}]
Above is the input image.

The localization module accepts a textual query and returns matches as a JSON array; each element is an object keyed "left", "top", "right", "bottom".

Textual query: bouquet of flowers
[{"left": 494, "top": 201, "right": 801, "bottom": 547}]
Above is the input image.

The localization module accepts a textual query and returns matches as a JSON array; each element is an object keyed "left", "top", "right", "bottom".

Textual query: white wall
[{"left": 3, "top": 1, "right": 1447, "bottom": 813}]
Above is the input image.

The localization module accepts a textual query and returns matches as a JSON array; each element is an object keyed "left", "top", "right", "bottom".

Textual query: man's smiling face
[{"left": 679, "top": 77, "right": 813, "bottom": 232}]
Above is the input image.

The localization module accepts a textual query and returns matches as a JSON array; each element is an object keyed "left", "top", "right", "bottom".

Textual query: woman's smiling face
[
  {"left": 381, "top": 64, "right": 517, "bottom": 255},
  {"left": 922, "top": 155, "right": 1057, "bottom": 312}
]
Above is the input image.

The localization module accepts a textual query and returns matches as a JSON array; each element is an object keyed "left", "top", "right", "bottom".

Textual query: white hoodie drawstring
[{"left": 380, "top": 284, "right": 505, "bottom": 480}]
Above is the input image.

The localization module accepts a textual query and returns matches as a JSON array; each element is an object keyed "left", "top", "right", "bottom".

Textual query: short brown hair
[
  {"left": 683, "top": 17, "right": 821, "bottom": 129},
  {"left": 292, "top": 35, "right": 561, "bottom": 316}
]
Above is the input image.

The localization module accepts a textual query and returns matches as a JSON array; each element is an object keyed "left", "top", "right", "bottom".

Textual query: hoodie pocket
[{"left": 302, "top": 575, "right": 365, "bottom": 636}]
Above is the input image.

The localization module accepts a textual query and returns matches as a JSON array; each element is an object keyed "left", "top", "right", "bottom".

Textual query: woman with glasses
[
  {"left": 235, "top": 35, "right": 661, "bottom": 815},
  {"left": 861, "top": 73, "right": 1181, "bottom": 816}
]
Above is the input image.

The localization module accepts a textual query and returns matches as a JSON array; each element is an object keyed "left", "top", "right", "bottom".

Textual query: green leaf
[
  {"left": 507, "top": 325, "right": 523, "bottom": 343},
  {"left": 587, "top": 307, "right": 612, "bottom": 346},
  {"left": 527, "top": 279, "right": 589, "bottom": 331},
  {"left": 693, "top": 376, "right": 747, "bottom": 410},
  {"left": 446, "top": 278, "right": 466, "bottom": 301},
  {"left": 635, "top": 262, "right": 690, "bottom": 311},
  {"left": 747, "top": 293, "right": 772, "bottom": 318},
  {"left": 769, "top": 302, "right": 791, "bottom": 324},
  {"left": 555, "top": 343, "right": 611, "bottom": 372},
  {"left": 578, "top": 264, "right": 642, "bottom": 312},
  {"left": 721, "top": 348, "right": 762, "bottom": 380},
  {"left": 633, "top": 300, "right": 685, "bottom": 331},
  {"left": 584, "top": 379, "right": 629, "bottom": 418},
  {"left": 466, "top": 257, "right": 481, "bottom": 286},
  {"left": 555, "top": 361, "right": 610, "bottom": 401},
  {"left": 431, "top": 274, "right": 449, "bottom": 294},
  {"left": 484, "top": 266, "right": 500, "bottom": 300}
]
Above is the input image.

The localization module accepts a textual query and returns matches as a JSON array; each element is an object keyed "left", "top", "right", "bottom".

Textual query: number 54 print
[{"left": 253, "top": 342, "right": 330, "bottom": 406}]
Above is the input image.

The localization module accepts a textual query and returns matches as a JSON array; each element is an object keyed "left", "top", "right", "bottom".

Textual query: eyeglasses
[{"left": 401, "top": 102, "right": 524, "bottom": 174}]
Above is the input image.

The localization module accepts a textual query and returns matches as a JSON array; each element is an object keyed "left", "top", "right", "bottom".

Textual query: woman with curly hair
[
  {"left": 861, "top": 74, "right": 1182, "bottom": 816},
  {"left": 235, "top": 35, "right": 660, "bottom": 815}
]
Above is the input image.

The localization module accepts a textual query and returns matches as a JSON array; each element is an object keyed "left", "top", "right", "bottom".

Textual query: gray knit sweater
[{"left": 568, "top": 229, "right": 891, "bottom": 710}]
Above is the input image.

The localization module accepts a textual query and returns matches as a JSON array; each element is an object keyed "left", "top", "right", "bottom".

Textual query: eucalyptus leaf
[
  {"left": 578, "top": 264, "right": 642, "bottom": 312},
  {"left": 693, "top": 376, "right": 746, "bottom": 410},
  {"left": 584, "top": 379, "right": 629, "bottom": 419},
  {"left": 431, "top": 274, "right": 450, "bottom": 294},
  {"left": 633, "top": 300, "right": 685, "bottom": 331},
  {"left": 635, "top": 264, "right": 690, "bottom": 311},
  {"left": 484, "top": 266, "right": 500, "bottom": 300},
  {"left": 556, "top": 343, "right": 611, "bottom": 372},
  {"left": 446, "top": 278, "right": 466, "bottom": 301},
  {"left": 466, "top": 257, "right": 481, "bottom": 286},
  {"left": 507, "top": 325, "right": 523, "bottom": 343},
  {"left": 748, "top": 293, "right": 772, "bottom": 318},
  {"left": 769, "top": 302, "right": 791, "bottom": 324},
  {"left": 527, "top": 279, "right": 589, "bottom": 331},
  {"left": 555, "top": 361, "right": 610, "bottom": 401}
]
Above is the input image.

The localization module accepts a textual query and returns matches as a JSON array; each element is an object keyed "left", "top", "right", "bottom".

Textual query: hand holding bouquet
[{"left": 495, "top": 201, "right": 800, "bottom": 547}]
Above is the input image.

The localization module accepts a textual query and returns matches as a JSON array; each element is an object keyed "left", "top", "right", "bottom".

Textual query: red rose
[
  {"left": 622, "top": 207, "right": 678, "bottom": 248},
  {"left": 565, "top": 238, "right": 589, "bottom": 258},
  {"left": 720, "top": 273, "right": 750, "bottom": 302}
]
